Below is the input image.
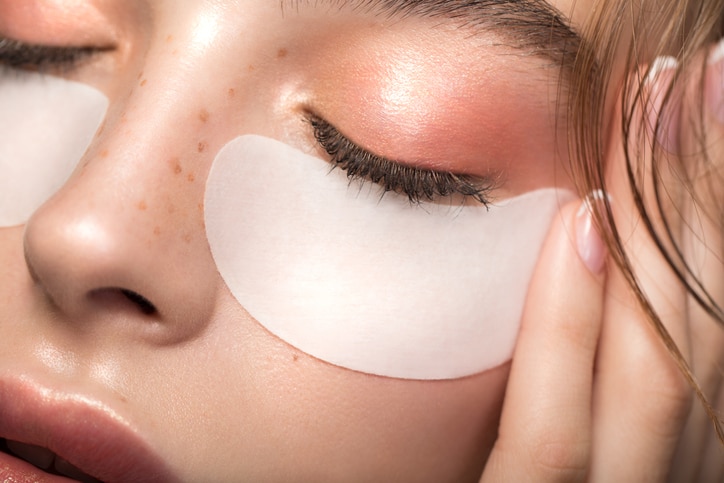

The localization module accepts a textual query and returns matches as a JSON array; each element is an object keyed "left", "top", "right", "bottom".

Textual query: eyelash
[
  {"left": 0, "top": 37, "right": 497, "bottom": 206},
  {"left": 0, "top": 37, "right": 96, "bottom": 70},
  {"left": 307, "top": 114, "right": 496, "bottom": 206}
]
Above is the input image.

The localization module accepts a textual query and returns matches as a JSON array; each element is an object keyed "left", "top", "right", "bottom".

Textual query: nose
[{"left": 22, "top": 115, "right": 220, "bottom": 344}]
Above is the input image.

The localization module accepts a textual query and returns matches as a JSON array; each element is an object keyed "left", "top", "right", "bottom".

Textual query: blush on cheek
[
  {"left": 204, "top": 135, "right": 574, "bottom": 380},
  {"left": 0, "top": 68, "right": 108, "bottom": 227}
]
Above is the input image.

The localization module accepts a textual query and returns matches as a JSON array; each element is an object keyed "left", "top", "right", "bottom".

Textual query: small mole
[
  {"left": 197, "top": 141, "right": 208, "bottom": 153},
  {"left": 198, "top": 109, "right": 210, "bottom": 123},
  {"left": 170, "top": 158, "right": 182, "bottom": 174},
  {"left": 292, "top": 354, "right": 299, "bottom": 362},
  {"left": 140, "top": 78, "right": 148, "bottom": 87},
  {"left": 138, "top": 200, "right": 148, "bottom": 211},
  {"left": 227, "top": 88, "right": 236, "bottom": 99},
  {"left": 277, "top": 48, "right": 288, "bottom": 59},
  {"left": 187, "top": 173, "right": 196, "bottom": 182},
  {"left": 137, "top": 71, "right": 144, "bottom": 80},
  {"left": 197, "top": 203, "right": 204, "bottom": 212}
]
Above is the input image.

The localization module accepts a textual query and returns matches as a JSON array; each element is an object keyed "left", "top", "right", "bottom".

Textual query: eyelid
[{"left": 305, "top": 113, "right": 499, "bottom": 206}]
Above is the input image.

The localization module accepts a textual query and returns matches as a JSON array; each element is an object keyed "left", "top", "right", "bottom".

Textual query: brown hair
[{"left": 570, "top": 0, "right": 724, "bottom": 441}]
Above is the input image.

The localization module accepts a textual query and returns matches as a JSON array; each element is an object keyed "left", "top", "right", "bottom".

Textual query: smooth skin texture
[{"left": 0, "top": 0, "right": 721, "bottom": 481}]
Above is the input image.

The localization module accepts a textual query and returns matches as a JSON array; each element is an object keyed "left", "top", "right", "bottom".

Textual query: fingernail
[
  {"left": 644, "top": 56, "right": 680, "bottom": 153},
  {"left": 707, "top": 38, "right": 724, "bottom": 124},
  {"left": 576, "top": 191, "right": 609, "bottom": 275}
]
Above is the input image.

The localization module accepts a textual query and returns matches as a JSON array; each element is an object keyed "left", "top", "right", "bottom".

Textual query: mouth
[
  {"left": 1, "top": 437, "right": 99, "bottom": 481},
  {"left": 0, "top": 376, "right": 178, "bottom": 483}
]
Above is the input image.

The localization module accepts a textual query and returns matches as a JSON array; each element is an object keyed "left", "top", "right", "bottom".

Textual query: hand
[{"left": 479, "top": 45, "right": 724, "bottom": 482}]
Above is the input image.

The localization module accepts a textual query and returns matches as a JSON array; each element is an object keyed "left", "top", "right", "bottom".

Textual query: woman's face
[{"left": 0, "top": 0, "right": 595, "bottom": 480}]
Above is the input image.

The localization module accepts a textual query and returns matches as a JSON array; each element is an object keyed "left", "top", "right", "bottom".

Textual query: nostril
[
  {"left": 88, "top": 288, "right": 158, "bottom": 316},
  {"left": 120, "top": 289, "right": 157, "bottom": 315}
]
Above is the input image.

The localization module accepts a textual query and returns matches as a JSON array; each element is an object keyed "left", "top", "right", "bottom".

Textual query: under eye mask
[
  {"left": 205, "top": 135, "right": 571, "bottom": 379},
  {"left": 0, "top": 67, "right": 108, "bottom": 226}
]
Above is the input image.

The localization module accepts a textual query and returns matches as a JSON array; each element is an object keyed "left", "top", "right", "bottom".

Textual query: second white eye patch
[
  {"left": 0, "top": 67, "right": 108, "bottom": 226},
  {"left": 205, "top": 135, "right": 570, "bottom": 380}
]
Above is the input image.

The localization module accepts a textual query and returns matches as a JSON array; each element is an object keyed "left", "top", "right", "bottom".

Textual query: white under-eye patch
[
  {"left": 0, "top": 67, "right": 108, "bottom": 227},
  {"left": 205, "top": 135, "right": 571, "bottom": 379}
]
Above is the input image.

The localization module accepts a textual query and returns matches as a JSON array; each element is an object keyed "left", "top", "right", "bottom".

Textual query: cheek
[
  {"left": 166, "top": 307, "right": 510, "bottom": 481},
  {"left": 0, "top": 68, "right": 108, "bottom": 227},
  {"left": 260, "top": 359, "right": 510, "bottom": 481}
]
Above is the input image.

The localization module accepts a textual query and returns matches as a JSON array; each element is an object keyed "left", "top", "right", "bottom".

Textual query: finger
[
  {"left": 589, "top": 57, "right": 699, "bottom": 481},
  {"left": 481, "top": 199, "right": 606, "bottom": 483}
]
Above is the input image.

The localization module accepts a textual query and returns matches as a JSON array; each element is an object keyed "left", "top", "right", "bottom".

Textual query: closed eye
[
  {"left": 306, "top": 113, "right": 498, "bottom": 207},
  {"left": 0, "top": 36, "right": 102, "bottom": 71}
]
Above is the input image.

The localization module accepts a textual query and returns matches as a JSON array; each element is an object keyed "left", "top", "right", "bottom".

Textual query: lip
[{"left": 0, "top": 376, "right": 178, "bottom": 482}]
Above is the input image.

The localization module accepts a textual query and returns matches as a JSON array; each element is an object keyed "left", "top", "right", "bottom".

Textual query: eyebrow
[{"left": 282, "top": 0, "right": 582, "bottom": 71}]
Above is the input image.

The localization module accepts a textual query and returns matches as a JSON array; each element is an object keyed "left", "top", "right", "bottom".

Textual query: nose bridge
[{"left": 20, "top": 36, "right": 234, "bottom": 344}]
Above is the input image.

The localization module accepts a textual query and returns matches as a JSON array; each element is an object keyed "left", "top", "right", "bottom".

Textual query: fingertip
[{"left": 575, "top": 191, "right": 610, "bottom": 277}]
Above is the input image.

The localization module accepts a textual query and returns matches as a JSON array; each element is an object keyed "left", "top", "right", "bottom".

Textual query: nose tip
[
  {"left": 22, "top": 202, "right": 217, "bottom": 343},
  {"left": 24, "top": 213, "right": 155, "bottom": 316}
]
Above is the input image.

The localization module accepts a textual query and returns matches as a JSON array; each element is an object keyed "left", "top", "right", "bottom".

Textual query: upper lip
[{"left": 0, "top": 375, "right": 178, "bottom": 482}]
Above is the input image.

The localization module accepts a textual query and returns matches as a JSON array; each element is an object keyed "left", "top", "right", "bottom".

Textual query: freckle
[
  {"left": 198, "top": 109, "right": 209, "bottom": 123},
  {"left": 165, "top": 34, "right": 173, "bottom": 43},
  {"left": 100, "top": 149, "right": 109, "bottom": 158},
  {"left": 183, "top": 233, "right": 192, "bottom": 243},
  {"left": 197, "top": 203, "right": 204, "bottom": 212},
  {"left": 247, "top": 64, "right": 255, "bottom": 72},
  {"left": 140, "top": 78, "right": 147, "bottom": 86},
  {"left": 292, "top": 354, "right": 299, "bottom": 362},
  {"left": 169, "top": 157, "right": 182, "bottom": 174},
  {"left": 154, "top": 226, "right": 161, "bottom": 236},
  {"left": 277, "top": 48, "right": 288, "bottom": 59},
  {"left": 227, "top": 88, "right": 236, "bottom": 99},
  {"left": 187, "top": 173, "right": 196, "bottom": 182},
  {"left": 137, "top": 71, "right": 144, "bottom": 80},
  {"left": 138, "top": 200, "right": 147, "bottom": 211},
  {"left": 197, "top": 141, "right": 208, "bottom": 153}
]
